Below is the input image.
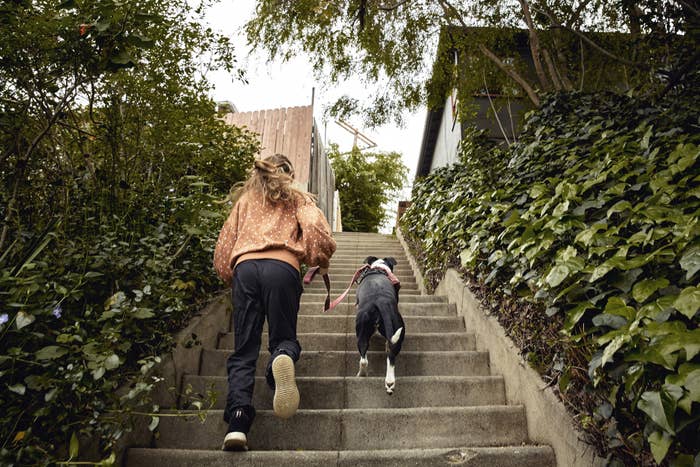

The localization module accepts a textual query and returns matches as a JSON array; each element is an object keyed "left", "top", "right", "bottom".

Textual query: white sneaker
[
  {"left": 272, "top": 354, "right": 299, "bottom": 419},
  {"left": 222, "top": 431, "right": 247, "bottom": 451}
]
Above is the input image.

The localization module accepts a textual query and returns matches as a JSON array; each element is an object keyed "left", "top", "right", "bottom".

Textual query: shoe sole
[
  {"left": 222, "top": 431, "right": 247, "bottom": 451},
  {"left": 272, "top": 355, "right": 299, "bottom": 419}
]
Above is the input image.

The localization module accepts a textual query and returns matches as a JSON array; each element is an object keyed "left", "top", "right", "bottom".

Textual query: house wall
[
  {"left": 430, "top": 95, "right": 462, "bottom": 172},
  {"left": 471, "top": 96, "right": 526, "bottom": 144}
]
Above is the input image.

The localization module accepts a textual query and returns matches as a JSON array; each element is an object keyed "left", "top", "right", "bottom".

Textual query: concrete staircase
[{"left": 126, "top": 232, "right": 556, "bottom": 466}]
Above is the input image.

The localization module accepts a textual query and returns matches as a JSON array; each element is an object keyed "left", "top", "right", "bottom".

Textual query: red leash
[{"left": 303, "top": 264, "right": 401, "bottom": 312}]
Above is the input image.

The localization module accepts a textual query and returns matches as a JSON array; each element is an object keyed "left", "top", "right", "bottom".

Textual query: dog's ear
[
  {"left": 364, "top": 256, "right": 378, "bottom": 265},
  {"left": 383, "top": 257, "right": 397, "bottom": 270}
]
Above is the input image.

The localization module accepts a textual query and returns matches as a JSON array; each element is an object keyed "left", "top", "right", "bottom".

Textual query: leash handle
[
  {"left": 303, "top": 266, "right": 331, "bottom": 311},
  {"left": 304, "top": 265, "right": 370, "bottom": 312}
]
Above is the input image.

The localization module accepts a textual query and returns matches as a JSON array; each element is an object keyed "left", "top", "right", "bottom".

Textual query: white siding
[{"left": 430, "top": 95, "right": 462, "bottom": 171}]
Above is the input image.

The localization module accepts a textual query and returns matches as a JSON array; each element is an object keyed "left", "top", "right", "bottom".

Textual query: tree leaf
[
  {"left": 35, "top": 345, "right": 68, "bottom": 360},
  {"left": 92, "top": 367, "right": 105, "bottom": 380},
  {"left": 16, "top": 311, "right": 35, "bottom": 330},
  {"left": 132, "top": 308, "right": 155, "bottom": 319},
  {"left": 8, "top": 383, "right": 26, "bottom": 395},
  {"left": 104, "top": 354, "right": 120, "bottom": 370},
  {"left": 69, "top": 432, "right": 79, "bottom": 459},
  {"left": 674, "top": 287, "right": 700, "bottom": 319},
  {"left": 148, "top": 416, "right": 160, "bottom": 431}
]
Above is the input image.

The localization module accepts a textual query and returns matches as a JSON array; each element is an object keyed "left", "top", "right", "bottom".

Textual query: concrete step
[
  {"left": 217, "top": 332, "right": 475, "bottom": 352},
  {"left": 199, "top": 350, "right": 490, "bottom": 377},
  {"left": 181, "top": 375, "right": 505, "bottom": 410},
  {"left": 330, "top": 255, "right": 409, "bottom": 262},
  {"left": 303, "top": 288, "right": 422, "bottom": 297},
  {"left": 227, "top": 314, "right": 465, "bottom": 333},
  {"left": 301, "top": 293, "right": 445, "bottom": 304},
  {"left": 331, "top": 249, "right": 407, "bottom": 256},
  {"left": 322, "top": 272, "right": 416, "bottom": 282},
  {"left": 152, "top": 406, "right": 530, "bottom": 451},
  {"left": 295, "top": 301, "right": 455, "bottom": 316},
  {"left": 304, "top": 283, "right": 419, "bottom": 293},
  {"left": 127, "top": 445, "right": 555, "bottom": 467}
]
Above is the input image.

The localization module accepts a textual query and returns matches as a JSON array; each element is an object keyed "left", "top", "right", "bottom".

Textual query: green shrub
[
  {"left": 0, "top": 1, "right": 258, "bottom": 463},
  {"left": 402, "top": 91, "right": 700, "bottom": 465}
]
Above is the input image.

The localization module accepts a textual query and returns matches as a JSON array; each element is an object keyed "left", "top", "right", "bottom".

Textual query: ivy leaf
[
  {"left": 35, "top": 345, "right": 68, "bottom": 360},
  {"left": 601, "top": 334, "right": 628, "bottom": 367},
  {"left": 564, "top": 302, "right": 594, "bottom": 332},
  {"left": 638, "top": 390, "right": 676, "bottom": 435},
  {"left": 604, "top": 297, "right": 635, "bottom": 320},
  {"left": 607, "top": 200, "right": 632, "bottom": 218},
  {"left": 546, "top": 264, "right": 570, "bottom": 287},
  {"left": 647, "top": 430, "right": 672, "bottom": 464},
  {"left": 674, "top": 287, "right": 700, "bottom": 319},
  {"left": 679, "top": 245, "right": 700, "bottom": 280},
  {"left": 16, "top": 311, "right": 35, "bottom": 330},
  {"left": 632, "top": 278, "right": 670, "bottom": 303},
  {"left": 592, "top": 313, "right": 628, "bottom": 329}
]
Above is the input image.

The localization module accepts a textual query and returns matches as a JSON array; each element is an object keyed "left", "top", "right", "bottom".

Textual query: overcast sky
[{"left": 203, "top": 1, "right": 428, "bottom": 194}]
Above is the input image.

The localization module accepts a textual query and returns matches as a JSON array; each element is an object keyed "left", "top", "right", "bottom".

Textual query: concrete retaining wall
[
  {"left": 396, "top": 226, "right": 603, "bottom": 467},
  {"left": 112, "top": 293, "right": 232, "bottom": 465},
  {"left": 395, "top": 228, "right": 428, "bottom": 296},
  {"left": 434, "top": 269, "right": 604, "bottom": 467}
]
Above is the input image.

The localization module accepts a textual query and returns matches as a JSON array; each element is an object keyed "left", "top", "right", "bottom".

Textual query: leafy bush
[
  {"left": 0, "top": 1, "right": 258, "bottom": 464},
  {"left": 402, "top": 91, "right": 700, "bottom": 465}
]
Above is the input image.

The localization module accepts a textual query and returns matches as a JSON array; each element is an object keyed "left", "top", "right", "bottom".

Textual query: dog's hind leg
[
  {"left": 355, "top": 308, "right": 373, "bottom": 377},
  {"left": 385, "top": 326, "right": 404, "bottom": 395}
]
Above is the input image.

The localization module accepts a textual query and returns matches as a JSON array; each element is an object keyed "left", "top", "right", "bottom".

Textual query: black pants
[{"left": 225, "top": 259, "right": 302, "bottom": 421}]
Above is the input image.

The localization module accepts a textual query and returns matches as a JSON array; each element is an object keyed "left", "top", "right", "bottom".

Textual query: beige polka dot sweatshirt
[{"left": 213, "top": 189, "right": 336, "bottom": 286}]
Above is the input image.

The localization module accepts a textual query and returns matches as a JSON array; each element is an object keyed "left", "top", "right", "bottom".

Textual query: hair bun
[{"left": 254, "top": 159, "right": 275, "bottom": 172}]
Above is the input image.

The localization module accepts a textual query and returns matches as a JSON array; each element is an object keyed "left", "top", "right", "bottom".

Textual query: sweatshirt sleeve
[
  {"left": 213, "top": 202, "right": 240, "bottom": 286},
  {"left": 296, "top": 196, "right": 337, "bottom": 269}
]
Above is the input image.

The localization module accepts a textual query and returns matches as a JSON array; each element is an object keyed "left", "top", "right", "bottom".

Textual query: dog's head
[{"left": 364, "top": 256, "right": 397, "bottom": 271}]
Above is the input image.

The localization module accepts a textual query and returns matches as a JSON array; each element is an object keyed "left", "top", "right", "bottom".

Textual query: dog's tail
[
  {"left": 390, "top": 327, "right": 403, "bottom": 345},
  {"left": 379, "top": 303, "right": 404, "bottom": 353}
]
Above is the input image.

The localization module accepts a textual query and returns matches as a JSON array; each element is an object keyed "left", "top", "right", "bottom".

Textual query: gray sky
[{"left": 203, "top": 1, "right": 427, "bottom": 192}]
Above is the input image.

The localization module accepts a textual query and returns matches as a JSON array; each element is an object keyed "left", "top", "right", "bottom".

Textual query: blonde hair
[{"left": 227, "top": 154, "right": 311, "bottom": 206}]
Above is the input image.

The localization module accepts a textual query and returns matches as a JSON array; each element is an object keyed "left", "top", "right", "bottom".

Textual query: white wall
[{"left": 430, "top": 94, "right": 462, "bottom": 171}]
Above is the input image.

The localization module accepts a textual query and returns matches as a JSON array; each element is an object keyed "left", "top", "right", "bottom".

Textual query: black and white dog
[{"left": 355, "top": 256, "right": 405, "bottom": 394}]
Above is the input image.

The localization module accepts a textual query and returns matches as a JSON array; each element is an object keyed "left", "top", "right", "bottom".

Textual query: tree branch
[
  {"left": 533, "top": 6, "right": 650, "bottom": 69},
  {"left": 0, "top": 80, "right": 79, "bottom": 252},
  {"left": 437, "top": 0, "right": 541, "bottom": 106},
  {"left": 518, "top": 0, "right": 550, "bottom": 90},
  {"left": 566, "top": 0, "right": 595, "bottom": 28},
  {"left": 541, "top": 47, "right": 563, "bottom": 90},
  {"left": 478, "top": 44, "right": 541, "bottom": 107}
]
